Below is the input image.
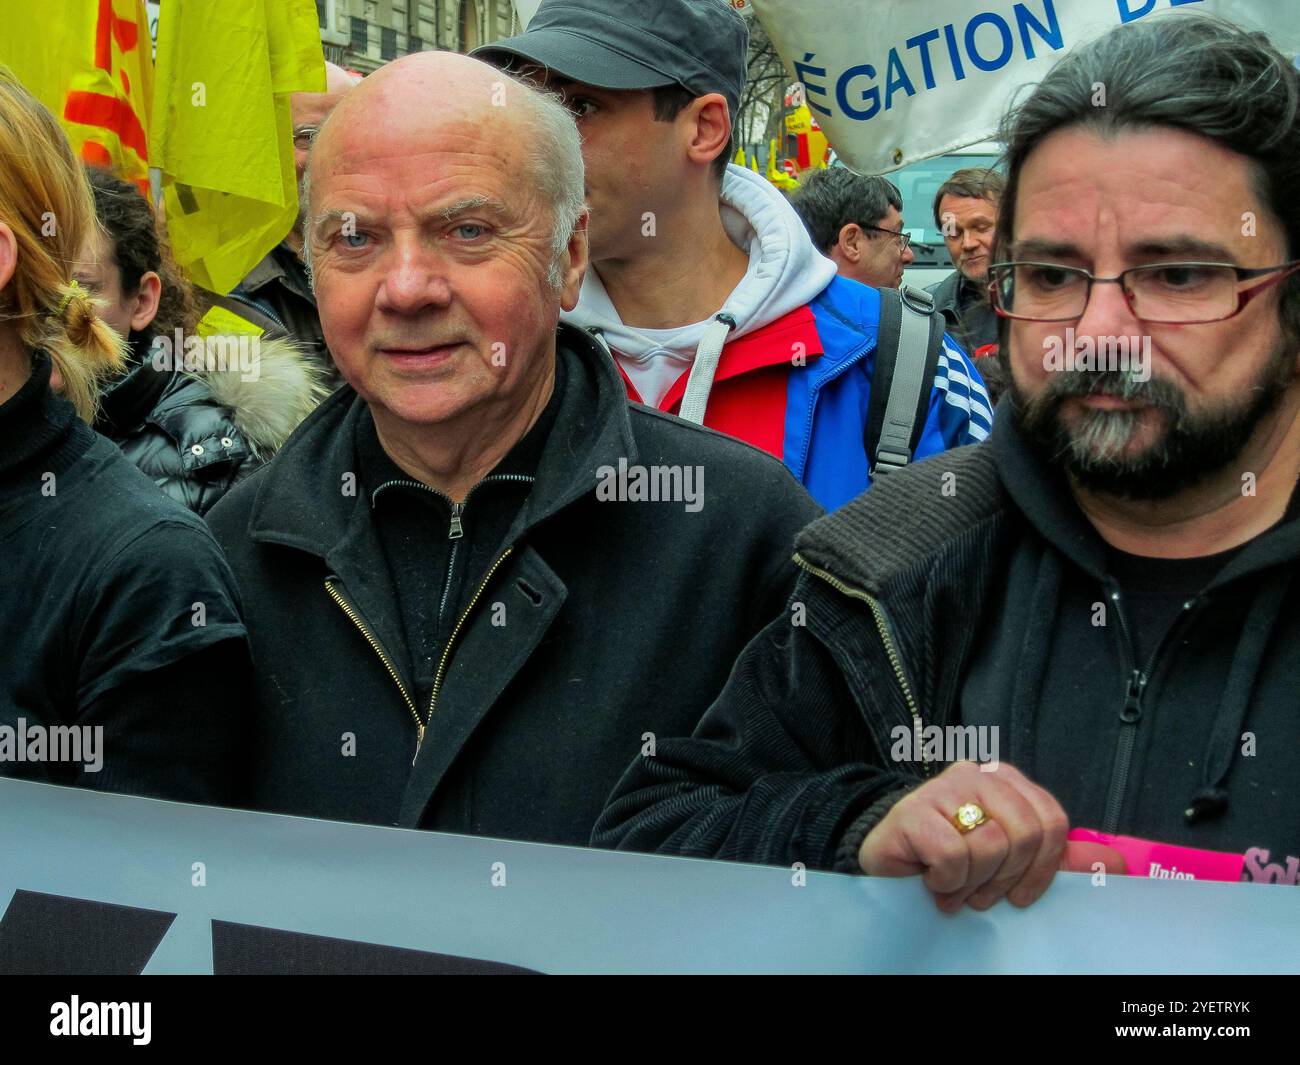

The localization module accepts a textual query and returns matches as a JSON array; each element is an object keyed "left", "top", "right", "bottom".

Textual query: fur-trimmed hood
[
  {"left": 98, "top": 332, "right": 330, "bottom": 515},
  {"left": 188, "top": 334, "right": 330, "bottom": 459}
]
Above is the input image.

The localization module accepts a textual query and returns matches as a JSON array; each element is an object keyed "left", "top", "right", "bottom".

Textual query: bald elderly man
[
  {"left": 228, "top": 61, "right": 362, "bottom": 386},
  {"left": 206, "top": 53, "right": 820, "bottom": 847}
]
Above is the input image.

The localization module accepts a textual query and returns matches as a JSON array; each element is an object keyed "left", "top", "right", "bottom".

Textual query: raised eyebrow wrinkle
[
  {"left": 436, "top": 196, "right": 505, "bottom": 222},
  {"left": 312, "top": 208, "right": 355, "bottom": 231}
]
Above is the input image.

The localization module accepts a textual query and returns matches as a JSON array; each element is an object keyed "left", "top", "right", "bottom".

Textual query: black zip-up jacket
[
  {"left": 926, "top": 270, "right": 999, "bottom": 355},
  {"left": 205, "top": 324, "right": 822, "bottom": 846},
  {"left": 594, "top": 410, "right": 1300, "bottom": 884}
]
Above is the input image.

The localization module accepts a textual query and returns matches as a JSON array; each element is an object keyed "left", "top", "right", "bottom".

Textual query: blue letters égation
[{"left": 794, "top": 0, "right": 1066, "bottom": 123}]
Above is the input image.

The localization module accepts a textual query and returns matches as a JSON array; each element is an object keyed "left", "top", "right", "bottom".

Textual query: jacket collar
[
  {"left": 97, "top": 333, "right": 174, "bottom": 436},
  {"left": 794, "top": 435, "right": 1005, "bottom": 596},
  {"left": 631, "top": 304, "right": 825, "bottom": 412},
  {"left": 0, "top": 352, "right": 97, "bottom": 531},
  {"left": 240, "top": 242, "right": 315, "bottom": 305},
  {"left": 244, "top": 323, "right": 638, "bottom": 560},
  {"left": 0, "top": 352, "right": 79, "bottom": 481},
  {"left": 929, "top": 270, "right": 962, "bottom": 316},
  {"left": 991, "top": 405, "right": 1113, "bottom": 581}
]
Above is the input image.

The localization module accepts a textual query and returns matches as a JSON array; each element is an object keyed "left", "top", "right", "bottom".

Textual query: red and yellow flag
[{"left": 0, "top": 0, "right": 153, "bottom": 196}]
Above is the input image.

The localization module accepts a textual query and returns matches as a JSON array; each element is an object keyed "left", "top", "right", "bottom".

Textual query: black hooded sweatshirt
[{"left": 595, "top": 407, "right": 1300, "bottom": 888}]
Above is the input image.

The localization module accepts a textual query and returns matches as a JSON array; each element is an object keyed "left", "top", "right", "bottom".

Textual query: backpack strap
[{"left": 865, "top": 283, "right": 945, "bottom": 477}]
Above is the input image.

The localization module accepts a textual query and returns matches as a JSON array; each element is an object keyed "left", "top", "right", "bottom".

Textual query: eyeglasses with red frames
[{"left": 986, "top": 259, "right": 1300, "bottom": 325}]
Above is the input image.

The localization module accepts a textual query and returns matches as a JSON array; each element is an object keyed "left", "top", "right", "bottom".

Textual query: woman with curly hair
[{"left": 79, "top": 165, "right": 326, "bottom": 514}]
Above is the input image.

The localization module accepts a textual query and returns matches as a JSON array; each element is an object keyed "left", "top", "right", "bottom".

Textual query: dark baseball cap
[{"left": 472, "top": 0, "right": 749, "bottom": 119}]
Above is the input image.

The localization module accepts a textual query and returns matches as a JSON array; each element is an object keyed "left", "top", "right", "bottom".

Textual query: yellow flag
[
  {"left": 0, "top": 0, "right": 153, "bottom": 196},
  {"left": 767, "top": 139, "right": 799, "bottom": 193},
  {"left": 151, "top": 0, "right": 325, "bottom": 294},
  {"left": 733, "top": 145, "right": 746, "bottom": 167}
]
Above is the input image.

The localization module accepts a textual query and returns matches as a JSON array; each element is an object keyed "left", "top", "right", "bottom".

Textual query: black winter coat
[
  {"left": 96, "top": 332, "right": 327, "bottom": 515},
  {"left": 206, "top": 325, "right": 822, "bottom": 846},
  {"left": 594, "top": 412, "right": 1300, "bottom": 878}
]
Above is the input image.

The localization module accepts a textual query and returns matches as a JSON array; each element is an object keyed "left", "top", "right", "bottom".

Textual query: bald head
[
  {"left": 316, "top": 52, "right": 540, "bottom": 170},
  {"left": 297, "top": 52, "right": 591, "bottom": 453},
  {"left": 305, "top": 51, "right": 585, "bottom": 286},
  {"left": 290, "top": 61, "right": 361, "bottom": 198},
  {"left": 324, "top": 60, "right": 361, "bottom": 94}
]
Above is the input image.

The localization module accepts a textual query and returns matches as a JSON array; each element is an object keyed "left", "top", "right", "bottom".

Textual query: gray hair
[
  {"left": 301, "top": 75, "right": 585, "bottom": 292},
  {"left": 522, "top": 80, "right": 586, "bottom": 289},
  {"left": 994, "top": 12, "right": 1300, "bottom": 345}
]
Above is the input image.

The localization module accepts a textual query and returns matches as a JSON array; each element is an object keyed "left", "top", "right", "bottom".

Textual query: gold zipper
[
  {"left": 323, "top": 578, "right": 425, "bottom": 747},
  {"left": 792, "top": 552, "right": 931, "bottom": 777},
  {"left": 422, "top": 547, "right": 516, "bottom": 756}
]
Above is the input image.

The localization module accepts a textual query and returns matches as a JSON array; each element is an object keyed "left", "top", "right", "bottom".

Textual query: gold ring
[{"left": 954, "top": 802, "right": 987, "bottom": 833}]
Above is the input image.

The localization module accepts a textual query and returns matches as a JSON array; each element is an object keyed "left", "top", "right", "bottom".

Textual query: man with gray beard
[{"left": 597, "top": 13, "right": 1300, "bottom": 902}]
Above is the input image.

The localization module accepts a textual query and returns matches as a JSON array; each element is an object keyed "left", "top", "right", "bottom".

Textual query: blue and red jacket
[{"left": 616, "top": 276, "right": 995, "bottom": 511}]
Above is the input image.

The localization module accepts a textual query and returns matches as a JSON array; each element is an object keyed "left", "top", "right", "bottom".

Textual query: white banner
[
  {"left": 2, "top": 778, "right": 1298, "bottom": 974},
  {"left": 751, "top": 0, "right": 1300, "bottom": 173}
]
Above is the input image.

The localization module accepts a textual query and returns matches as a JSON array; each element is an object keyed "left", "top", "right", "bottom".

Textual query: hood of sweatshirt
[{"left": 562, "top": 164, "right": 838, "bottom": 398}]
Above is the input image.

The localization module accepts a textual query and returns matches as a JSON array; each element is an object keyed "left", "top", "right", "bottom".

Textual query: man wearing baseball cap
[{"left": 476, "top": 0, "right": 992, "bottom": 510}]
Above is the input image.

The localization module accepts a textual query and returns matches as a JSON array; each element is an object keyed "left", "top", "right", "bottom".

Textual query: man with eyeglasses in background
[
  {"left": 790, "top": 169, "right": 915, "bottom": 291},
  {"left": 225, "top": 60, "right": 361, "bottom": 389},
  {"left": 596, "top": 13, "right": 1300, "bottom": 907}
]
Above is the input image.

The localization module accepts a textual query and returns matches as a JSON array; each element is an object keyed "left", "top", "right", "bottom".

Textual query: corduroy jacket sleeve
[{"left": 591, "top": 604, "right": 917, "bottom": 871}]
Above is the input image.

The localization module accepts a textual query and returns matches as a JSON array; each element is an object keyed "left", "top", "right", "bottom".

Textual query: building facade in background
[{"left": 316, "top": 0, "right": 521, "bottom": 72}]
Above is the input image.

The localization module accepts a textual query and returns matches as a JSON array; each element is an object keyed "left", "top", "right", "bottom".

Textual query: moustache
[{"left": 1036, "top": 368, "right": 1184, "bottom": 410}]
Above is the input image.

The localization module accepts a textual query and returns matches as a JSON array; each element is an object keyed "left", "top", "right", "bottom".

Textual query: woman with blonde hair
[{"left": 0, "top": 71, "right": 249, "bottom": 802}]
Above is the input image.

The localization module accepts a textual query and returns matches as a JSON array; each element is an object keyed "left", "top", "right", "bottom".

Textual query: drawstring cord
[
  {"left": 677, "top": 312, "right": 736, "bottom": 425},
  {"left": 1185, "top": 570, "right": 1292, "bottom": 824}
]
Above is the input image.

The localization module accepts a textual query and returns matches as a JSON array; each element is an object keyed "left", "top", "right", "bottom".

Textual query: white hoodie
[{"left": 563, "top": 164, "right": 838, "bottom": 414}]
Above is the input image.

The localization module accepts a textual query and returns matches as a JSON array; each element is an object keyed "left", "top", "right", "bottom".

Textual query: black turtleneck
[
  {"left": 1, "top": 352, "right": 253, "bottom": 805},
  {"left": 0, "top": 352, "right": 92, "bottom": 499},
  {"left": 355, "top": 359, "right": 565, "bottom": 711}
]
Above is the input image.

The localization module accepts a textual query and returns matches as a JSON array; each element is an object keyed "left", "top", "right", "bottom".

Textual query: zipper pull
[
  {"left": 1121, "top": 670, "right": 1145, "bottom": 723},
  {"left": 448, "top": 502, "right": 464, "bottom": 540},
  {"left": 412, "top": 722, "right": 425, "bottom": 766}
]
